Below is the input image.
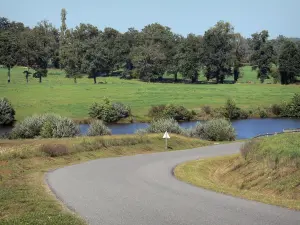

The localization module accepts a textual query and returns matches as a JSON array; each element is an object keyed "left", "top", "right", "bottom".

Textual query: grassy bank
[
  {"left": 1, "top": 67, "right": 299, "bottom": 121},
  {"left": 175, "top": 133, "right": 300, "bottom": 210},
  {"left": 0, "top": 134, "right": 210, "bottom": 224}
]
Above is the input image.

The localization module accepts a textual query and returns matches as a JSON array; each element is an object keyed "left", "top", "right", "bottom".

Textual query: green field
[{"left": 0, "top": 66, "right": 299, "bottom": 121}]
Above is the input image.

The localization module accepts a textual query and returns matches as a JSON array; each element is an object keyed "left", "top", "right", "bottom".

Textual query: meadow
[{"left": 0, "top": 66, "right": 299, "bottom": 122}]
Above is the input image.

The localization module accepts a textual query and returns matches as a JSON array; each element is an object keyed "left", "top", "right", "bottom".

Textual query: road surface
[{"left": 46, "top": 142, "right": 300, "bottom": 225}]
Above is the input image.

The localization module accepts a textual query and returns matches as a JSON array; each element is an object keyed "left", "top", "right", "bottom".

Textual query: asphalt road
[{"left": 47, "top": 142, "right": 300, "bottom": 225}]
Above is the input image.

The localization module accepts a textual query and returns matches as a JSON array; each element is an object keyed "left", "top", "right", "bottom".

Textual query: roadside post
[{"left": 163, "top": 131, "right": 170, "bottom": 150}]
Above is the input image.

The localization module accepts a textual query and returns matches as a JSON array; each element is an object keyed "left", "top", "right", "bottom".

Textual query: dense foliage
[
  {"left": 0, "top": 97, "right": 15, "bottom": 125},
  {"left": 189, "top": 119, "right": 236, "bottom": 141},
  {"left": 1, "top": 11, "right": 299, "bottom": 85},
  {"left": 138, "top": 118, "right": 184, "bottom": 134},
  {"left": 89, "top": 98, "right": 131, "bottom": 123},
  {"left": 87, "top": 120, "right": 111, "bottom": 136},
  {"left": 148, "top": 104, "right": 194, "bottom": 121},
  {"left": 10, "top": 114, "right": 79, "bottom": 139}
]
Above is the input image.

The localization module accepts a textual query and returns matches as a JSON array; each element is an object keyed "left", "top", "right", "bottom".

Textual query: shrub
[
  {"left": 239, "top": 109, "right": 249, "bottom": 119},
  {"left": 190, "top": 118, "right": 236, "bottom": 141},
  {"left": 223, "top": 99, "right": 241, "bottom": 120},
  {"left": 258, "top": 108, "right": 268, "bottom": 118},
  {"left": 52, "top": 117, "right": 80, "bottom": 138},
  {"left": 40, "top": 144, "right": 69, "bottom": 157},
  {"left": 148, "top": 105, "right": 166, "bottom": 118},
  {"left": 11, "top": 115, "right": 45, "bottom": 139},
  {"left": 112, "top": 102, "right": 131, "bottom": 118},
  {"left": 89, "top": 98, "right": 131, "bottom": 123},
  {"left": 0, "top": 98, "right": 15, "bottom": 125},
  {"left": 141, "top": 118, "right": 184, "bottom": 134},
  {"left": 202, "top": 105, "right": 212, "bottom": 115},
  {"left": 87, "top": 120, "right": 111, "bottom": 136},
  {"left": 11, "top": 114, "right": 79, "bottom": 139},
  {"left": 148, "top": 104, "right": 193, "bottom": 121},
  {"left": 270, "top": 104, "right": 283, "bottom": 116},
  {"left": 289, "top": 93, "right": 300, "bottom": 117}
]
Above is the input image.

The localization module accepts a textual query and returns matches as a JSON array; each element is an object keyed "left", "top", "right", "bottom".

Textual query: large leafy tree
[
  {"left": 30, "top": 21, "right": 56, "bottom": 83},
  {"left": 20, "top": 28, "right": 36, "bottom": 82},
  {"left": 233, "top": 33, "right": 248, "bottom": 82},
  {"left": 0, "top": 17, "right": 23, "bottom": 83},
  {"left": 102, "top": 27, "right": 124, "bottom": 74},
  {"left": 176, "top": 34, "right": 202, "bottom": 83},
  {"left": 278, "top": 41, "right": 300, "bottom": 84},
  {"left": 0, "top": 30, "right": 20, "bottom": 83},
  {"left": 202, "top": 21, "right": 235, "bottom": 84},
  {"left": 249, "top": 30, "right": 276, "bottom": 83},
  {"left": 130, "top": 44, "right": 166, "bottom": 81},
  {"left": 60, "top": 34, "right": 82, "bottom": 83},
  {"left": 82, "top": 36, "right": 109, "bottom": 84}
]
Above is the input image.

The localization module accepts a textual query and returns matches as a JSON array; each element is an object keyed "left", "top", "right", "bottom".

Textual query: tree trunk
[
  {"left": 94, "top": 75, "right": 97, "bottom": 84},
  {"left": 39, "top": 75, "right": 42, "bottom": 83},
  {"left": 7, "top": 66, "right": 11, "bottom": 83},
  {"left": 74, "top": 77, "right": 77, "bottom": 83},
  {"left": 174, "top": 72, "right": 178, "bottom": 82}
]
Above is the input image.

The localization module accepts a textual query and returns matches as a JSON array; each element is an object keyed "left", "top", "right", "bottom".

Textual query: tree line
[{"left": 0, "top": 9, "right": 300, "bottom": 84}]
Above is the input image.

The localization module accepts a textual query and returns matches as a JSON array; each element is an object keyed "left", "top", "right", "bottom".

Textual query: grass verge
[
  {"left": 174, "top": 133, "right": 300, "bottom": 210},
  {"left": 0, "top": 134, "right": 210, "bottom": 224}
]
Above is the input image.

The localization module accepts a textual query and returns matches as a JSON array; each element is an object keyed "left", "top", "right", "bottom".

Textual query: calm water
[
  {"left": 1, "top": 118, "right": 300, "bottom": 140},
  {"left": 80, "top": 118, "right": 300, "bottom": 139}
]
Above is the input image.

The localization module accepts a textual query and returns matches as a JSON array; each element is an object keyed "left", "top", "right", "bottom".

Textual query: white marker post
[{"left": 163, "top": 131, "right": 170, "bottom": 150}]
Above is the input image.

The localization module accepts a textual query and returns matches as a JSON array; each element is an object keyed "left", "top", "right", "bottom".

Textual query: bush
[
  {"left": 11, "top": 114, "right": 79, "bottom": 139},
  {"left": 0, "top": 98, "right": 15, "bottom": 125},
  {"left": 202, "top": 105, "right": 212, "bottom": 115},
  {"left": 190, "top": 118, "right": 236, "bottom": 141},
  {"left": 239, "top": 109, "right": 249, "bottom": 119},
  {"left": 11, "top": 115, "right": 45, "bottom": 139},
  {"left": 148, "top": 104, "right": 193, "bottom": 121},
  {"left": 112, "top": 102, "right": 131, "bottom": 118},
  {"left": 289, "top": 93, "right": 300, "bottom": 117},
  {"left": 89, "top": 98, "right": 131, "bottom": 123},
  {"left": 87, "top": 120, "right": 111, "bottom": 136},
  {"left": 52, "top": 117, "right": 80, "bottom": 138},
  {"left": 270, "top": 104, "right": 283, "bottom": 116},
  {"left": 141, "top": 118, "right": 184, "bottom": 134},
  {"left": 258, "top": 108, "right": 268, "bottom": 118},
  {"left": 40, "top": 144, "right": 69, "bottom": 157},
  {"left": 223, "top": 99, "right": 242, "bottom": 120}
]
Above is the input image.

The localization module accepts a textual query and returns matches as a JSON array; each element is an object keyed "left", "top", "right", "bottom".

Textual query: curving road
[{"left": 47, "top": 142, "right": 300, "bottom": 225}]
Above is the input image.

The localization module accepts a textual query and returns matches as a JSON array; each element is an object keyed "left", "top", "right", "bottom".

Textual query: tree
[
  {"left": 278, "top": 41, "right": 300, "bottom": 84},
  {"left": 30, "top": 21, "right": 55, "bottom": 83},
  {"left": 233, "top": 33, "right": 248, "bottom": 82},
  {"left": 82, "top": 36, "right": 109, "bottom": 84},
  {"left": 19, "top": 28, "right": 36, "bottom": 82},
  {"left": 59, "top": 8, "right": 67, "bottom": 69},
  {"left": 130, "top": 44, "right": 166, "bottom": 81},
  {"left": 176, "top": 34, "right": 202, "bottom": 83},
  {"left": 0, "top": 30, "right": 20, "bottom": 83},
  {"left": 249, "top": 30, "right": 276, "bottom": 83},
  {"left": 202, "top": 21, "right": 235, "bottom": 84},
  {"left": 60, "top": 27, "right": 83, "bottom": 83}
]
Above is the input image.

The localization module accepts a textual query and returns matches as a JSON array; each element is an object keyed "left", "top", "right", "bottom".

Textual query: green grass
[
  {"left": 0, "top": 134, "right": 210, "bottom": 224},
  {"left": 175, "top": 133, "right": 300, "bottom": 210},
  {"left": 1, "top": 66, "right": 299, "bottom": 122}
]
